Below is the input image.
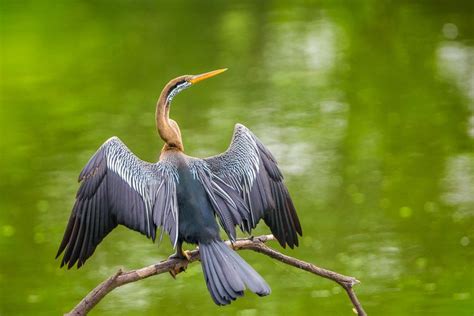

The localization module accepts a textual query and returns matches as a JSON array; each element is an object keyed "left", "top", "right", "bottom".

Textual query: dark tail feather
[{"left": 199, "top": 240, "right": 271, "bottom": 305}]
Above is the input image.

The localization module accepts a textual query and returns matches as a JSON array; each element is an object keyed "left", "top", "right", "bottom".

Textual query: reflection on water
[
  {"left": 443, "top": 154, "right": 474, "bottom": 221},
  {"left": 436, "top": 39, "right": 474, "bottom": 139},
  {"left": 1, "top": 1, "right": 473, "bottom": 315}
]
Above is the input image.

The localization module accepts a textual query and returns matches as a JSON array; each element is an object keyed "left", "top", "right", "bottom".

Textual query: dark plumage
[{"left": 56, "top": 69, "right": 302, "bottom": 305}]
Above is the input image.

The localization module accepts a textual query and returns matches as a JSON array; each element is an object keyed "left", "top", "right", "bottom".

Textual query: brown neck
[{"left": 156, "top": 89, "right": 184, "bottom": 152}]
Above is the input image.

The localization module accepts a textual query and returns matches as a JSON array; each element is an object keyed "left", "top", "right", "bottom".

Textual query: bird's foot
[
  {"left": 168, "top": 249, "right": 191, "bottom": 261},
  {"left": 169, "top": 264, "right": 187, "bottom": 279},
  {"left": 183, "top": 250, "right": 191, "bottom": 261},
  {"left": 167, "top": 249, "right": 191, "bottom": 279}
]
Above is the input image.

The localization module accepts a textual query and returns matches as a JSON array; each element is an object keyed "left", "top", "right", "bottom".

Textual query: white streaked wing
[
  {"left": 105, "top": 138, "right": 158, "bottom": 236},
  {"left": 203, "top": 124, "right": 302, "bottom": 248},
  {"left": 188, "top": 158, "right": 250, "bottom": 241},
  {"left": 57, "top": 136, "right": 179, "bottom": 269}
]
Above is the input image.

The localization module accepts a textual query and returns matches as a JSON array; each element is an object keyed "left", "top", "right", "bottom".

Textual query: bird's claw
[
  {"left": 169, "top": 268, "right": 178, "bottom": 279},
  {"left": 168, "top": 261, "right": 188, "bottom": 279},
  {"left": 183, "top": 250, "right": 191, "bottom": 261},
  {"left": 168, "top": 249, "right": 189, "bottom": 261},
  {"left": 167, "top": 250, "right": 190, "bottom": 279}
]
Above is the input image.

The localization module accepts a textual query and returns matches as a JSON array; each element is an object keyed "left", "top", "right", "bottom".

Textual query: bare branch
[
  {"left": 66, "top": 235, "right": 365, "bottom": 316},
  {"left": 236, "top": 236, "right": 366, "bottom": 316}
]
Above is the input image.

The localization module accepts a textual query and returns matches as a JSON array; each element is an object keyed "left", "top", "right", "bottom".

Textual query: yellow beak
[{"left": 189, "top": 68, "right": 228, "bottom": 84}]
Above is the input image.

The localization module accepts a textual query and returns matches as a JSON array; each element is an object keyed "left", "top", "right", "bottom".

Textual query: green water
[{"left": 1, "top": 1, "right": 473, "bottom": 315}]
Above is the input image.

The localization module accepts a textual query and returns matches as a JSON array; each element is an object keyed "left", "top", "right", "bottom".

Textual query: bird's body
[
  {"left": 57, "top": 69, "right": 302, "bottom": 305},
  {"left": 172, "top": 151, "right": 220, "bottom": 244}
]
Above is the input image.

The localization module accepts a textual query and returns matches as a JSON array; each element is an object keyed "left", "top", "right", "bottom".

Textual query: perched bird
[{"left": 56, "top": 69, "right": 302, "bottom": 305}]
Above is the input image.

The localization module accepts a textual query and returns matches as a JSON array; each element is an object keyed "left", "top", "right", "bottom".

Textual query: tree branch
[{"left": 66, "top": 235, "right": 366, "bottom": 316}]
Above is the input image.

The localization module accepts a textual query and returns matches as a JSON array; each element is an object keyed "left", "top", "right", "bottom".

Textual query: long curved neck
[{"left": 156, "top": 90, "right": 184, "bottom": 152}]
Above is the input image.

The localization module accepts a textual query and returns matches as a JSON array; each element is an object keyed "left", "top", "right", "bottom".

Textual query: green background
[{"left": 1, "top": 1, "right": 473, "bottom": 315}]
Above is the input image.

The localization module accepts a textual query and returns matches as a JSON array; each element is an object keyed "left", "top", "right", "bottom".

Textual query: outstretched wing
[
  {"left": 56, "top": 137, "right": 178, "bottom": 269},
  {"left": 203, "top": 124, "right": 302, "bottom": 248}
]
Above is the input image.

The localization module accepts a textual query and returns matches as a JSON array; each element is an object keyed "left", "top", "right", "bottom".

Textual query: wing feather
[
  {"left": 204, "top": 124, "right": 302, "bottom": 248},
  {"left": 56, "top": 137, "right": 178, "bottom": 268}
]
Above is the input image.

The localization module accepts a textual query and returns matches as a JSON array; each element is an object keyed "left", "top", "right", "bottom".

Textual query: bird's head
[
  {"left": 163, "top": 68, "right": 228, "bottom": 106},
  {"left": 156, "top": 68, "right": 228, "bottom": 152}
]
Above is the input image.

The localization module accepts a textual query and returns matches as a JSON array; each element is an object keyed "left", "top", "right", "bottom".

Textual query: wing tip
[
  {"left": 105, "top": 136, "right": 120, "bottom": 144},
  {"left": 58, "top": 255, "right": 87, "bottom": 269},
  {"left": 55, "top": 249, "right": 63, "bottom": 260},
  {"left": 234, "top": 123, "right": 251, "bottom": 132}
]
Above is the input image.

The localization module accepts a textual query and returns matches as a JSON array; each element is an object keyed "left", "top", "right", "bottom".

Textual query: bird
[{"left": 56, "top": 68, "right": 303, "bottom": 305}]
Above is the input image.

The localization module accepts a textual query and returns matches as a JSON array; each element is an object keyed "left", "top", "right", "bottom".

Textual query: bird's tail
[{"left": 199, "top": 240, "right": 271, "bottom": 305}]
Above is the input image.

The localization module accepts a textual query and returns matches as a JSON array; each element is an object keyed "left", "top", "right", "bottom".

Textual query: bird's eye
[{"left": 169, "top": 83, "right": 179, "bottom": 92}]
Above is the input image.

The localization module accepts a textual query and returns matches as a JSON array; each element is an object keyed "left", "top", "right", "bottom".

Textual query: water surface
[{"left": 1, "top": 1, "right": 473, "bottom": 315}]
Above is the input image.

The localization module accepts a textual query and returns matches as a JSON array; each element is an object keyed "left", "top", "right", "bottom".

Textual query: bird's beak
[{"left": 189, "top": 68, "right": 228, "bottom": 85}]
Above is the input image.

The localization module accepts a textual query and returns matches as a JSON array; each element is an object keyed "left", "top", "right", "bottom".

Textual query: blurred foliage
[{"left": 0, "top": 0, "right": 473, "bottom": 315}]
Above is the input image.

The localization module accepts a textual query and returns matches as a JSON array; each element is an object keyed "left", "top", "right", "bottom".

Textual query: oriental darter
[{"left": 56, "top": 69, "right": 302, "bottom": 305}]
